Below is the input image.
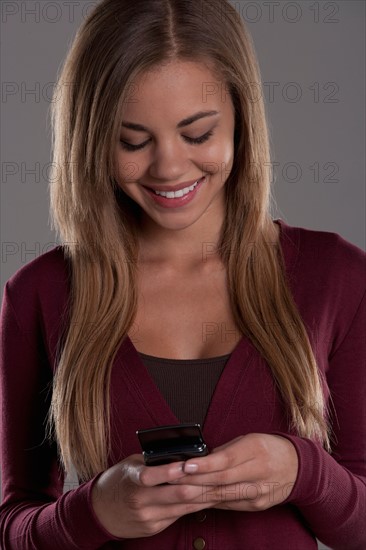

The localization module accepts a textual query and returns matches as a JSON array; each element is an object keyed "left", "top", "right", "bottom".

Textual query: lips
[
  {"left": 142, "top": 176, "right": 206, "bottom": 208},
  {"left": 156, "top": 179, "right": 201, "bottom": 199},
  {"left": 142, "top": 176, "right": 205, "bottom": 193}
]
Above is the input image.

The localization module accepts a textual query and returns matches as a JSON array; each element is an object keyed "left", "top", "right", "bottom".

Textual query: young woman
[{"left": 1, "top": 1, "right": 365, "bottom": 549}]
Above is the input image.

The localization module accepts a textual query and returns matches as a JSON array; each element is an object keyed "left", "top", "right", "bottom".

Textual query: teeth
[{"left": 154, "top": 178, "right": 202, "bottom": 198}]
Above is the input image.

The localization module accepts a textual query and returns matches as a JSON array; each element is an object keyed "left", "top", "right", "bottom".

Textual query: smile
[
  {"left": 142, "top": 176, "right": 206, "bottom": 209},
  {"left": 154, "top": 179, "right": 200, "bottom": 198}
]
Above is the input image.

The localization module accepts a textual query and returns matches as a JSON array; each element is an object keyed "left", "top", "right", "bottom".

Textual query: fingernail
[
  {"left": 184, "top": 463, "right": 198, "bottom": 473},
  {"left": 171, "top": 462, "right": 185, "bottom": 475}
]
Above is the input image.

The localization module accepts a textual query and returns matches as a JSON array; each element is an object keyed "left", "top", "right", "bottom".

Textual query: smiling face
[{"left": 114, "top": 59, "right": 236, "bottom": 234}]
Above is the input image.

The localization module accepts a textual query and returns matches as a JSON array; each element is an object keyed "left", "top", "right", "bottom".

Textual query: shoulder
[
  {"left": 277, "top": 218, "right": 366, "bottom": 290},
  {"left": 2, "top": 246, "right": 71, "bottom": 330},
  {"left": 5, "top": 246, "right": 70, "bottom": 297},
  {"left": 276, "top": 219, "right": 365, "bottom": 339}
]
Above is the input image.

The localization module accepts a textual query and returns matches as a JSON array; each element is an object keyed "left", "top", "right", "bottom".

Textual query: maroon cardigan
[{"left": 1, "top": 219, "right": 365, "bottom": 549}]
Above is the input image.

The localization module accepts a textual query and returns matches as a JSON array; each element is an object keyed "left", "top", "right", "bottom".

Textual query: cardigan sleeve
[
  {"left": 275, "top": 288, "right": 366, "bottom": 550},
  {"left": 0, "top": 282, "right": 122, "bottom": 549}
]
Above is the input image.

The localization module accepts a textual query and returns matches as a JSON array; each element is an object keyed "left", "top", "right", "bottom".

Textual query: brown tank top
[{"left": 138, "top": 352, "right": 231, "bottom": 427}]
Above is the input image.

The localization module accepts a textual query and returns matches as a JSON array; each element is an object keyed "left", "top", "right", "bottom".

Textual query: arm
[
  {"left": 0, "top": 282, "right": 120, "bottom": 550},
  {"left": 278, "top": 289, "right": 366, "bottom": 549}
]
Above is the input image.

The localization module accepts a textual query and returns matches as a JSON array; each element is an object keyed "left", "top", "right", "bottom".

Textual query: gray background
[{"left": 1, "top": 2, "right": 365, "bottom": 548}]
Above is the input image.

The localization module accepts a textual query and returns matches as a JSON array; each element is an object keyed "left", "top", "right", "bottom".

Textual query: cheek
[
  {"left": 220, "top": 140, "right": 234, "bottom": 169},
  {"left": 115, "top": 153, "right": 144, "bottom": 185},
  {"left": 201, "top": 140, "right": 234, "bottom": 179}
]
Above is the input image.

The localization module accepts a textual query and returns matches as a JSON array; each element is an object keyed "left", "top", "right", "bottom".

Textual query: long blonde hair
[{"left": 47, "top": 0, "right": 330, "bottom": 482}]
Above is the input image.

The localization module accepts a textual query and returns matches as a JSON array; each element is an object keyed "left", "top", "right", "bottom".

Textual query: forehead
[{"left": 120, "top": 60, "right": 232, "bottom": 122}]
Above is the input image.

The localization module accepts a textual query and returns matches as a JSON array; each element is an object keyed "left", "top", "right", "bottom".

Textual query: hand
[
  {"left": 90, "top": 454, "right": 216, "bottom": 539},
  {"left": 170, "top": 433, "right": 299, "bottom": 512}
]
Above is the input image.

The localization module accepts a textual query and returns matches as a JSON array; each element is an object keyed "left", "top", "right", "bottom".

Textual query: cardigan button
[
  {"left": 193, "top": 537, "right": 206, "bottom": 550},
  {"left": 195, "top": 511, "right": 207, "bottom": 522}
]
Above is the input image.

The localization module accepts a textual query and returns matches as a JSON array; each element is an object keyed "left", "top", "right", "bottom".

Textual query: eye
[
  {"left": 183, "top": 130, "right": 214, "bottom": 145},
  {"left": 119, "top": 138, "right": 150, "bottom": 152},
  {"left": 119, "top": 130, "right": 214, "bottom": 152}
]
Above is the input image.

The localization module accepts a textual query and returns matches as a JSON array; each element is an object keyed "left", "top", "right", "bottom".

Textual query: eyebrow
[{"left": 121, "top": 110, "right": 219, "bottom": 132}]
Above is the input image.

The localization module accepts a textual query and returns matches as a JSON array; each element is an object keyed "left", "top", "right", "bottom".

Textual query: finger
[
  {"left": 174, "top": 457, "right": 261, "bottom": 486},
  {"left": 134, "top": 460, "right": 187, "bottom": 487},
  {"left": 151, "top": 482, "right": 210, "bottom": 505},
  {"left": 161, "top": 499, "right": 214, "bottom": 519},
  {"left": 131, "top": 480, "right": 213, "bottom": 509},
  {"left": 117, "top": 455, "right": 186, "bottom": 487},
  {"left": 149, "top": 482, "right": 265, "bottom": 512},
  {"left": 141, "top": 499, "right": 214, "bottom": 525},
  {"left": 182, "top": 436, "right": 255, "bottom": 475}
]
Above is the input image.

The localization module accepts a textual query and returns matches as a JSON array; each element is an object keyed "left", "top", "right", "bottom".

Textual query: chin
[
  {"left": 142, "top": 208, "right": 204, "bottom": 231},
  {"left": 151, "top": 217, "right": 199, "bottom": 231}
]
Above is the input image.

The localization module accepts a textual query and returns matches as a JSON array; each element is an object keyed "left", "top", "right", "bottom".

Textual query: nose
[{"left": 148, "top": 138, "right": 189, "bottom": 181}]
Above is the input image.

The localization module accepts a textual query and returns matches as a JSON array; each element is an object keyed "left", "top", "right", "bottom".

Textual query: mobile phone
[{"left": 136, "top": 423, "right": 209, "bottom": 466}]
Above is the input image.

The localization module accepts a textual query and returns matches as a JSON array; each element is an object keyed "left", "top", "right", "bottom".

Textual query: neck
[{"left": 137, "top": 211, "right": 225, "bottom": 269}]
